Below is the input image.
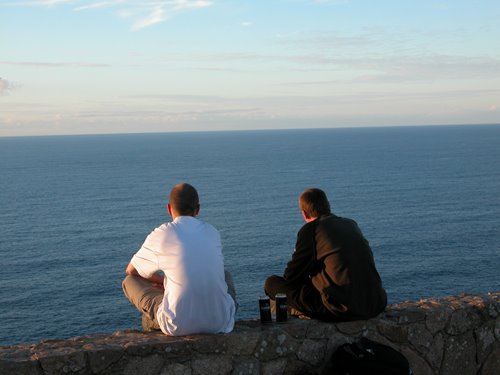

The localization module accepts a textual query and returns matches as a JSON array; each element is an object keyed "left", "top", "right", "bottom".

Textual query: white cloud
[
  {"left": 132, "top": 6, "right": 166, "bottom": 30},
  {"left": 74, "top": 1, "right": 124, "bottom": 11},
  {"left": 130, "top": 1, "right": 213, "bottom": 30},
  {"left": 0, "top": 60, "right": 110, "bottom": 68},
  {"left": 5, "top": 0, "right": 76, "bottom": 6},
  {"left": 0, "top": 78, "right": 17, "bottom": 96},
  {"left": 5, "top": 0, "right": 214, "bottom": 29}
]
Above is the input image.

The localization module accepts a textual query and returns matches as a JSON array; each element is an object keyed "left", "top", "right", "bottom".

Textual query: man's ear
[
  {"left": 301, "top": 210, "right": 310, "bottom": 221},
  {"left": 194, "top": 204, "right": 200, "bottom": 216},
  {"left": 167, "top": 203, "right": 173, "bottom": 217}
]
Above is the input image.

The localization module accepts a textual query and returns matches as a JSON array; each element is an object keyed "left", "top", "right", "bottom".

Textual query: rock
[
  {"left": 85, "top": 346, "right": 123, "bottom": 374},
  {"left": 400, "top": 346, "right": 433, "bottom": 375},
  {"left": 336, "top": 320, "right": 369, "bottom": 335},
  {"left": 481, "top": 344, "right": 500, "bottom": 375},
  {"left": 284, "top": 359, "right": 317, "bottom": 374},
  {"left": 425, "top": 333, "right": 444, "bottom": 369},
  {"left": 407, "top": 323, "right": 434, "bottom": 354},
  {"left": 280, "top": 318, "right": 309, "bottom": 339},
  {"left": 191, "top": 334, "right": 227, "bottom": 354},
  {"left": 226, "top": 331, "right": 260, "bottom": 356},
  {"left": 425, "top": 308, "right": 451, "bottom": 334},
  {"left": 191, "top": 355, "right": 232, "bottom": 375},
  {"left": 35, "top": 347, "right": 87, "bottom": 375},
  {"left": 253, "top": 329, "right": 299, "bottom": 361},
  {"left": 396, "top": 308, "right": 428, "bottom": 324},
  {"left": 305, "top": 320, "right": 337, "bottom": 339},
  {"left": 0, "top": 292, "right": 498, "bottom": 375},
  {"left": 495, "top": 316, "right": 500, "bottom": 341},
  {"left": 475, "top": 322, "right": 497, "bottom": 364},
  {"left": 487, "top": 292, "right": 500, "bottom": 318},
  {"left": 296, "top": 339, "right": 327, "bottom": 366},
  {"left": 441, "top": 332, "right": 477, "bottom": 375},
  {"left": 0, "top": 356, "right": 41, "bottom": 375},
  {"left": 446, "top": 308, "right": 482, "bottom": 335},
  {"left": 0, "top": 346, "right": 41, "bottom": 375},
  {"left": 231, "top": 359, "right": 260, "bottom": 375},
  {"left": 376, "top": 320, "right": 409, "bottom": 343},
  {"left": 123, "top": 354, "right": 164, "bottom": 375},
  {"left": 261, "top": 358, "right": 287, "bottom": 375},
  {"left": 161, "top": 362, "right": 192, "bottom": 375}
]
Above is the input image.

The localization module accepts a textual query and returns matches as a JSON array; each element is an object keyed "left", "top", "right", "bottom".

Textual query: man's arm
[
  {"left": 282, "top": 222, "right": 316, "bottom": 285},
  {"left": 125, "top": 262, "right": 165, "bottom": 285}
]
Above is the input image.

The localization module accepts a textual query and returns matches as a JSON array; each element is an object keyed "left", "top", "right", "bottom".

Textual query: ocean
[{"left": 0, "top": 125, "right": 499, "bottom": 346}]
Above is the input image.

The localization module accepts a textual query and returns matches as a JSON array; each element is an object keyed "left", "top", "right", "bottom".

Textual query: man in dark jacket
[{"left": 264, "top": 188, "right": 387, "bottom": 321}]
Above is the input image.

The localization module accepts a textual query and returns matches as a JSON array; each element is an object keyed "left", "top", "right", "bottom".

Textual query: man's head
[
  {"left": 168, "top": 183, "right": 200, "bottom": 218},
  {"left": 299, "top": 188, "right": 331, "bottom": 222}
]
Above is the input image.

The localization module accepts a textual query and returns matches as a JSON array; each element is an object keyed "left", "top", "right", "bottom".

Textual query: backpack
[{"left": 325, "top": 337, "right": 413, "bottom": 375}]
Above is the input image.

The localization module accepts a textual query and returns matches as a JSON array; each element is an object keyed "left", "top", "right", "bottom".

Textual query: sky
[{"left": 1, "top": 0, "right": 500, "bottom": 137}]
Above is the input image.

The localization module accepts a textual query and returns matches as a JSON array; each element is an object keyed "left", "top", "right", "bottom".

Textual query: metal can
[
  {"left": 259, "top": 296, "right": 272, "bottom": 324},
  {"left": 275, "top": 293, "right": 288, "bottom": 323}
]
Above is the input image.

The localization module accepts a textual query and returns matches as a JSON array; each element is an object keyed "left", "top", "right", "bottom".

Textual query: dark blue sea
[{"left": 0, "top": 125, "right": 499, "bottom": 346}]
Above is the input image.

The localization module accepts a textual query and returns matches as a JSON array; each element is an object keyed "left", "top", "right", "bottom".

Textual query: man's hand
[
  {"left": 125, "top": 262, "right": 141, "bottom": 276},
  {"left": 149, "top": 272, "right": 165, "bottom": 287},
  {"left": 126, "top": 262, "right": 165, "bottom": 288}
]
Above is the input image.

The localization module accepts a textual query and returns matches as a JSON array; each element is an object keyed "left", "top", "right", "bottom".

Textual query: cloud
[
  {"left": 0, "top": 60, "right": 110, "bottom": 68},
  {"left": 4, "top": 0, "right": 76, "bottom": 6},
  {"left": 74, "top": 1, "right": 123, "bottom": 11},
  {"left": 0, "top": 78, "right": 17, "bottom": 95},
  {"left": 6, "top": 1, "right": 214, "bottom": 30},
  {"left": 128, "top": 1, "right": 213, "bottom": 30},
  {"left": 131, "top": 5, "right": 166, "bottom": 30}
]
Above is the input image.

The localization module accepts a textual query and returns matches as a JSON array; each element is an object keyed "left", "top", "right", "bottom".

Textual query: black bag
[{"left": 326, "top": 337, "right": 412, "bottom": 375}]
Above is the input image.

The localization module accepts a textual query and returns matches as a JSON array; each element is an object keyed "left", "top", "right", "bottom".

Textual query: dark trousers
[{"left": 264, "top": 275, "right": 336, "bottom": 321}]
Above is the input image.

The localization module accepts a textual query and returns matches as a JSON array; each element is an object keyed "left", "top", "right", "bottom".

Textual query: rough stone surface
[
  {"left": 261, "top": 358, "right": 287, "bottom": 375},
  {"left": 231, "top": 359, "right": 260, "bottom": 375},
  {"left": 123, "top": 354, "right": 164, "bottom": 375},
  {"left": 296, "top": 339, "right": 326, "bottom": 366},
  {"left": 400, "top": 346, "right": 433, "bottom": 375},
  {"left": 441, "top": 331, "right": 477, "bottom": 375},
  {"left": 475, "top": 322, "right": 497, "bottom": 364},
  {"left": 407, "top": 322, "right": 434, "bottom": 354},
  {"left": 161, "top": 362, "right": 192, "bottom": 375},
  {"left": 191, "top": 355, "right": 232, "bottom": 375},
  {"left": 481, "top": 344, "right": 500, "bottom": 375},
  {"left": 85, "top": 345, "right": 123, "bottom": 373},
  {"left": 0, "top": 292, "right": 498, "bottom": 375},
  {"left": 376, "top": 320, "right": 409, "bottom": 343}
]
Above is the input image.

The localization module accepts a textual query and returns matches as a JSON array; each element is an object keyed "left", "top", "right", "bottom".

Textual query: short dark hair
[
  {"left": 169, "top": 183, "right": 199, "bottom": 216},
  {"left": 299, "top": 188, "right": 331, "bottom": 217}
]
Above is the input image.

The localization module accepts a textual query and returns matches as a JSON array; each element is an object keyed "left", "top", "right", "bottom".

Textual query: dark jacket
[{"left": 283, "top": 214, "right": 387, "bottom": 320}]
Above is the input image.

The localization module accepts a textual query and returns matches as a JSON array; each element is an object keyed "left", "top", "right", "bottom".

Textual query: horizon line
[{"left": 1, "top": 122, "right": 499, "bottom": 139}]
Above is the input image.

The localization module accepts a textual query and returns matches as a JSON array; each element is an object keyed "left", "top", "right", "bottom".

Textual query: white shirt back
[{"left": 131, "top": 216, "right": 235, "bottom": 335}]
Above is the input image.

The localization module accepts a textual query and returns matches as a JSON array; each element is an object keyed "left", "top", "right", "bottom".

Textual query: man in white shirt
[{"left": 122, "top": 183, "right": 236, "bottom": 336}]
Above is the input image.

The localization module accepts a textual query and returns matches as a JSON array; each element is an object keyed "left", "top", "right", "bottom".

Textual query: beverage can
[
  {"left": 259, "top": 296, "right": 272, "bottom": 324},
  {"left": 275, "top": 293, "right": 288, "bottom": 323}
]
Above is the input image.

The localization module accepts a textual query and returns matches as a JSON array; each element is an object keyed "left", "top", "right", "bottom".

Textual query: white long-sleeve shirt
[{"left": 131, "top": 216, "right": 235, "bottom": 336}]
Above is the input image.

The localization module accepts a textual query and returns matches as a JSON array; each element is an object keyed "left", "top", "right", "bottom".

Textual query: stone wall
[{"left": 1, "top": 292, "right": 499, "bottom": 375}]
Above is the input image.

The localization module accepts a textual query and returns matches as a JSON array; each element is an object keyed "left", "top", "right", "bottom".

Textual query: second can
[{"left": 275, "top": 293, "right": 288, "bottom": 322}]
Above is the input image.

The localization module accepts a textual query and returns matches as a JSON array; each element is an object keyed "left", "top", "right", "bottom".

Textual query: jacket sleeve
[{"left": 282, "top": 222, "right": 316, "bottom": 285}]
